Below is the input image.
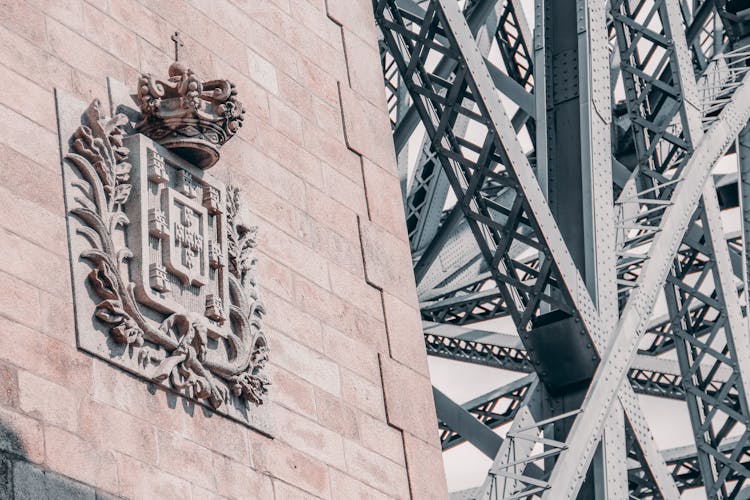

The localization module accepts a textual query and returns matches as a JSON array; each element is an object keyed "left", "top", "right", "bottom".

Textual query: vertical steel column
[
  {"left": 739, "top": 124, "right": 750, "bottom": 308},
  {"left": 535, "top": 1, "right": 610, "bottom": 497}
]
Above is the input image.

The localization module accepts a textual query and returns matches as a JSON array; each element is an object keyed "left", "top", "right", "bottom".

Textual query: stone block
[
  {"left": 343, "top": 29, "right": 386, "bottom": 107},
  {"left": 322, "top": 325, "right": 381, "bottom": 383},
  {"left": 183, "top": 405, "right": 251, "bottom": 464},
  {"left": 327, "top": 265, "right": 383, "bottom": 315},
  {"left": 309, "top": 221, "right": 365, "bottom": 277},
  {"left": 226, "top": 138, "right": 308, "bottom": 209},
  {"left": 293, "top": 274, "right": 387, "bottom": 352},
  {"left": 341, "top": 369, "right": 386, "bottom": 419},
  {"left": 247, "top": 48, "right": 279, "bottom": 94},
  {"left": 2, "top": 66, "right": 56, "bottom": 132},
  {"left": 272, "top": 403, "right": 346, "bottom": 469},
  {"left": 382, "top": 293, "right": 430, "bottom": 376},
  {"left": 0, "top": 0, "right": 46, "bottom": 46},
  {"left": 311, "top": 95, "right": 344, "bottom": 141},
  {"left": 257, "top": 252, "right": 300, "bottom": 304},
  {"left": 0, "top": 362, "right": 18, "bottom": 407},
  {"left": 263, "top": 291, "right": 324, "bottom": 351},
  {"left": 267, "top": 365, "right": 317, "bottom": 418},
  {"left": 297, "top": 56, "right": 340, "bottom": 106},
  {"left": 108, "top": 0, "right": 167, "bottom": 53},
  {"left": 190, "top": 484, "right": 225, "bottom": 500},
  {"left": 13, "top": 460, "right": 47, "bottom": 500},
  {"left": 269, "top": 95, "right": 304, "bottom": 143},
  {"left": 136, "top": 37, "right": 173, "bottom": 78},
  {"left": 0, "top": 319, "right": 91, "bottom": 392},
  {"left": 379, "top": 355, "right": 441, "bottom": 445},
  {"left": 212, "top": 453, "right": 274, "bottom": 500},
  {"left": 303, "top": 121, "right": 361, "bottom": 183},
  {"left": 343, "top": 439, "right": 410, "bottom": 499},
  {"left": 272, "top": 479, "right": 324, "bottom": 500},
  {"left": 0, "top": 407, "right": 43, "bottom": 463},
  {"left": 326, "top": 0, "right": 378, "bottom": 45},
  {"left": 314, "top": 387, "right": 359, "bottom": 440},
  {"left": 251, "top": 437, "right": 330, "bottom": 499},
  {"left": 81, "top": 4, "right": 140, "bottom": 68},
  {"left": 78, "top": 399, "right": 158, "bottom": 466},
  {"left": 361, "top": 157, "right": 408, "bottom": 239},
  {"left": 321, "top": 160, "right": 367, "bottom": 215},
  {"left": 330, "top": 468, "right": 392, "bottom": 500},
  {"left": 90, "top": 360, "right": 185, "bottom": 432},
  {"left": 356, "top": 411, "right": 406, "bottom": 466},
  {"left": 339, "top": 85, "right": 396, "bottom": 170},
  {"left": 18, "top": 371, "right": 78, "bottom": 432},
  {"left": 44, "top": 425, "right": 118, "bottom": 492},
  {"left": 115, "top": 453, "right": 192, "bottom": 500},
  {"left": 305, "top": 185, "right": 360, "bottom": 244},
  {"left": 46, "top": 18, "right": 125, "bottom": 82},
  {"left": 269, "top": 330, "right": 342, "bottom": 396},
  {"left": 359, "top": 218, "right": 418, "bottom": 305},
  {"left": 0, "top": 104, "right": 58, "bottom": 177},
  {"left": 156, "top": 429, "right": 216, "bottom": 490},
  {"left": 38, "top": 291, "right": 75, "bottom": 345},
  {"left": 0, "top": 271, "right": 41, "bottom": 332},
  {"left": 0, "top": 186, "right": 67, "bottom": 257},
  {"left": 0, "top": 229, "right": 69, "bottom": 298},
  {"left": 0, "top": 24, "right": 75, "bottom": 94},
  {"left": 278, "top": 71, "right": 314, "bottom": 118},
  {"left": 0, "top": 143, "right": 65, "bottom": 215},
  {"left": 403, "top": 432, "right": 449, "bottom": 499},
  {"left": 290, "top": 0, "right": 342, "bottom": 48}
]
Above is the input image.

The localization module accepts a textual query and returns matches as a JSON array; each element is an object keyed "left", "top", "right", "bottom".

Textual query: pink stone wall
[{"left": 0, "top": 0, "right": 448, "bottom": 498}]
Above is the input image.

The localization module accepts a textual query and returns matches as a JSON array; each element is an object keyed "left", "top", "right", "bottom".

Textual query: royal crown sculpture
[
  {"left": 57, "top": 34, "right": 271, "bottom": 433},
  {"left": 136, "top": 33, "right": 245, "bottom": 169}
]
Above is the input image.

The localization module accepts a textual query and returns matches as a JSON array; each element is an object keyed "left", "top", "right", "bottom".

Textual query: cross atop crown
[{"left": 171, "top": 31, "right": 184, "bottom": 62}]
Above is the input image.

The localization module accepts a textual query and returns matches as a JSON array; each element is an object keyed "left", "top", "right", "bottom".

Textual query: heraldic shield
[{"left": 57, "top": 81, "right": 272, "bottom": 434}]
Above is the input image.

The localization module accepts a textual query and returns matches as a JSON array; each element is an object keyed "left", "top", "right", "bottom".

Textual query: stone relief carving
[
  {"left": 58, "top": 37, "right": 271, "bottom": 432},
  {"left": 135, "top": 32, "right": 244, "bottom": 169}
]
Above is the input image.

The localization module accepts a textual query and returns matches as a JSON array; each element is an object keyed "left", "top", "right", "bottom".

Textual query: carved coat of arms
[{"left": 58, "top": 41, "right": 271, "bottom": 432}]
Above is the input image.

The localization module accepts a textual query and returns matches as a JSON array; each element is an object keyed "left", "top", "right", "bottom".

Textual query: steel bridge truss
[{"left": 374, "top": 0, "right": 750, "bottom": 498}]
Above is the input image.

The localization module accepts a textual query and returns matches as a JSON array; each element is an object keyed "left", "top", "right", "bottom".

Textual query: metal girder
[
  {"left": 662, "top": 191, "right": 750, "bottom": 498},
  {"left": 424, "top": 321, "right": 731, "bottom": 401},
  {"left": 373, "top": 0, "right": 750, "bottom": 497},
  {"left": 374, "top": 4, "right": 661, "bottom": 495},
  {"left": 375, "top": 0, "right": 606, "bottom": 349},
  {"left": 399, "top": 0, "right": 504, "bottom": 258},
  {"left": 436, "top": 374, "right": 535, "bottom": 451},
  {"left": 417, "top": 207, "right": 744, "bottom": 330},
  {"left": 543, "top": 1, "right": 750, "bottom": 497},
  {"left": 396, "top": 0, "right": 536, "bottom": 287},
  {"left": 434, "top": 385, "right": 506, "bottom": 458}
]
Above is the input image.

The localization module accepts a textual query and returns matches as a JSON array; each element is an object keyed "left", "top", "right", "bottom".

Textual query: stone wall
[{"left": 0, "top": 0, "right": 448, "bottom": 498}]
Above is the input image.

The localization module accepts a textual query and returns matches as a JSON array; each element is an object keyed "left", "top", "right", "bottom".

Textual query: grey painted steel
[
  {"left": 739, "top": 124, "right": 750, "bottom": 313},
  {"left": 373, "top": 0, "right": 750, "bottom": 497},
  {"left": 433, "top": 386, "right": 505, "bottom": 458},
  {"left": 438, "top": 374, "right": 534, "bottom": 451}
]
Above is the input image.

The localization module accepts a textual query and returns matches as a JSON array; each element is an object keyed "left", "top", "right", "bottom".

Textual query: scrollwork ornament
[{"left": 66, "top": 99, "right": 270, "bottom": 417}]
